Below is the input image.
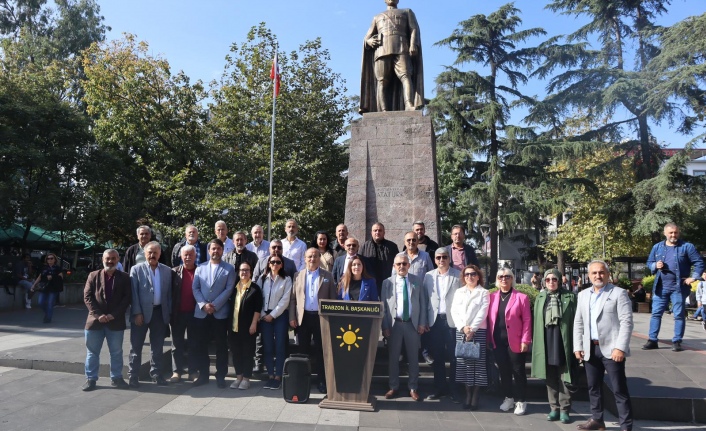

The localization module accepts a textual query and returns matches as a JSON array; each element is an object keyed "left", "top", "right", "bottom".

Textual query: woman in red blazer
[{"left": 487, "top": 268, "right": 532, "bottom": 416}]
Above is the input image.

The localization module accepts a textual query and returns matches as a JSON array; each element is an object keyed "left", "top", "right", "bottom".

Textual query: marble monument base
[{"left": 344, "top": 111, "right": 441, "bottom": 249}]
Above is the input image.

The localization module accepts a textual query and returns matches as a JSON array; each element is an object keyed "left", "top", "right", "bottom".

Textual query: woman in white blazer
[
  {"left": 258, "top": 255, "right": 293, "bottom": 390},
  {"left": 451, "top": 264, "right": 489, "bottom": 410}
]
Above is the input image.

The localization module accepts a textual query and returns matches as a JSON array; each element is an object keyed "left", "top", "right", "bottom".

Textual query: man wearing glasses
[
  {"left": 382, "top": 253, "right": 428, "bottom": 401},
  {"left": 332, "top": 237, "right": 372, "bottom": 285},
  {"left": 423, "top": 248, "right": 462, "bottom": 400},
  {"left": 446, "top": 225, "right": 479, "bottom": 271},
  {"left": 400, "top": 231, "right": 434, "bottom": 280},
  {"left": 252, "top": 239, "right": 297, "bottom": 281}
]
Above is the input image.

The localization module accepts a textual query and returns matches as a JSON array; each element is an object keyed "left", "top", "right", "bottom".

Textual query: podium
[{"left": 318, "top": 299, "right": 383, "bottom": 411}]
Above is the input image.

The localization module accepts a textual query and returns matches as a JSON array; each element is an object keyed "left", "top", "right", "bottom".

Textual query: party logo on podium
[{"left": 337, "top": 324, "right": 363, "bottom": 351}]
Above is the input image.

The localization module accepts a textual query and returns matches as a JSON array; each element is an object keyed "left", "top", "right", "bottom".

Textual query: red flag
[{"left": 270, "top": 53, "right": 280, "bottom": 97}]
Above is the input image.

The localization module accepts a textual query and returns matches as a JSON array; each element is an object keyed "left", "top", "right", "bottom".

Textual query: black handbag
[
  {"left": 455, "top": 337, "right": 481, "bottom": 359},
  {"left": 33, "top": 281, "right": 48, "bottom": 292}
]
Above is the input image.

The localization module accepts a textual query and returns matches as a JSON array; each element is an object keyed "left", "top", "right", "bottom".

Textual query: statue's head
[{"left": 385, "top": 0, "right": 399, "bottom": 7}]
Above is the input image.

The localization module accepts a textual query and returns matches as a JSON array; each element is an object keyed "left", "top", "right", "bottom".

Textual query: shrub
[{"left": 641, "top": 275, "right": 655, "bottom": 294}]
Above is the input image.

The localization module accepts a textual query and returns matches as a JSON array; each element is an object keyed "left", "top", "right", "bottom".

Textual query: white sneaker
[
  {"left": 238, "top": 379, "right": 250, "bottom": 390},
  {"left": 514, "top": 401, "right": 527, "bottom": 415},
  {"left": 229, "top": 377, "right": 243, "bottom": 389},
  {"left": 499, "top": 397, "right": 515, "bottom": 412},
  {"left": 25, "top": 302, "right": 31, "bottom": 309},
  {"left": 422, "top": 348, "right": 434, "bottom": 365}
]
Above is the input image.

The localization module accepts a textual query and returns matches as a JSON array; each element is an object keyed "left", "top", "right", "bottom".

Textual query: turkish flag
[{"left": 270, "top": 53, "right": 280, "bottom": 97}]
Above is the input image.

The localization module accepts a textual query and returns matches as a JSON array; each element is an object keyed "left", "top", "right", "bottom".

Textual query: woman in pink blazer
[{"left": 487, "top": 268, "right": 532, "bottom": 416}]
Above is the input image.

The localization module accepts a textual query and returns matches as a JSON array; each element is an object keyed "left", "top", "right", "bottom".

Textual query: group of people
[{"left": 80, "top": 219, "right": 700, "bottom": 431}]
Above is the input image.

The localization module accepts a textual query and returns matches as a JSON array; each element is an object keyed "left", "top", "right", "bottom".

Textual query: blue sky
[{"left": 97, "top": 0, "right": 699, "bottom": 147}]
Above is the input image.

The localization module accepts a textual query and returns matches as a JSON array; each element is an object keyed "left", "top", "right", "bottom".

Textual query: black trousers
[
  {"left": 229, "top": 329, "right": 257, "bottom": 378},
  {"left": 429, "top": 315, "right": 456, "bottom": 392},
  {"left": 585, "top": 343, "right": 633, "bottom": 430},
  {"left": 191, "top": 315, "right": 229, "bottom": 380},
  {"left": 493, "top": 341, "right": 527, "bottom": 402},
  {"left": 298, "top": 311, "right": 325, "bottom": 383}
]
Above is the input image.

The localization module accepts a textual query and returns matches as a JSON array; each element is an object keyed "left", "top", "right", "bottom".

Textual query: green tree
[
  {"left": 433, "top": 3, "right": 545, "bottom": 280},
  {"left": 206, "top": 24, "right": 352, "bottom": 240},
  {"left": 82, "top": 34, "right": 209, "bottom": 246}
]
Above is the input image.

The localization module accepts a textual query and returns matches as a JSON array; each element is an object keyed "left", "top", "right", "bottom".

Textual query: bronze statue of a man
[{"left": 360, "top": 0, "right": 424, "bottom": 113}]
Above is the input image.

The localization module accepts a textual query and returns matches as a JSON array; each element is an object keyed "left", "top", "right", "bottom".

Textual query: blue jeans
[
  {"left": 261, "top": 313, "right": 289, "bottom": 377},
  {"left": 649, "top": 288, "right": 685, "bottom": 342},
  {"left": 85, "top": 328, "right": 125, "bottom": 380},
  {"left": 37, "top": 291, "right": 58, "bottom": 321},
  {"left": 693, "top": 306, "right": 705, "bottom": 320}
]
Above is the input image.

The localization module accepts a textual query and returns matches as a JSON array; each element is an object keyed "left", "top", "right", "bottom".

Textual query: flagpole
[{"left": 267, "top": 48, "right": 278, "bottom": 241}]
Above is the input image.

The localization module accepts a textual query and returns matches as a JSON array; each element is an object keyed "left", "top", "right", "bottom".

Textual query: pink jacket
[{"left": 487, "top": 289, "right": 532, "bottom": 353}]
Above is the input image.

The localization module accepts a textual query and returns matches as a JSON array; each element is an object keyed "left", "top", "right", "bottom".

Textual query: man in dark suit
[
  {"left": 446, "top": 224, "right": 479, "bottom": 271},
  {"left": 382, "top": 253, "right": 427, "bottom": 401},
  {"left": 169, "top": 245, "right": 198, "bottom": 383},
  {"left": 128, "top": 241, "right": 173, "bottom": 387},
  {"left": 574, "top": 260, "right": 634, "bottom": 431},
  {"left": 191, "top": 239, "right": 236, "bottom": 388},
  {"left": 332, "top": 237, "right": 372, "bottom": 285},
  {"left": 82, "top": 249, "right": 132, "bottom": 391},
  {"left": 171, "top": 224, "right": 208, "bottom": 267},
  {"left": 252, "top": 239, "right": 297, "bottom": 281},
  {"left": 289, "top": 248, "right": 337, "bottom": 394}
]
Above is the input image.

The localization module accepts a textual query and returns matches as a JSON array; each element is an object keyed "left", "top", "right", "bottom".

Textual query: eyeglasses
[
  {"left": 464, "top": 272, "right": 478, "bottom": 278},
  {"left": 271, "top": 246, "right": 282, "bottom": 250},
  {"left": 269, "top": 260, "right": 282, "bottom": 265},
  {"left": 497, "top": 275, "right": 513, "bottom": 280},
  {"left": 545, "top": 277, "right": 559, "bottom": 282},
  {"left": 394, "top": 262, "right": 409, "bottom": 267},
  {"left": 435, "top": 256, "right": 448, "bottom": 260}
]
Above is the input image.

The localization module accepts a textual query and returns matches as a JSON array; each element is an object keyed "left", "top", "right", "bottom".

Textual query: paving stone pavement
[{"left": 0, "top": 304, "right": 703, "bottom": 430}]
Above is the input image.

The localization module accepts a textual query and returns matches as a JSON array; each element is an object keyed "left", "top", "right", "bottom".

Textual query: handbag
[
  {"left": 33, "top": 281, "right": 48, "bottom": 292},
  {"left": 455, "top": 336, "right": 481, "bottom": 359}
]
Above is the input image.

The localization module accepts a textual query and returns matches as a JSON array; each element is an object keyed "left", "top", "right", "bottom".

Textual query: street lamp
[{"left": 597, "top": 225, "right": 607, "bottom": 259}]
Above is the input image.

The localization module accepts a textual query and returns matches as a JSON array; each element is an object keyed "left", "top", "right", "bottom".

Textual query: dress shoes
[
  {"left": 409, "top": 390, "right": 421, "bottom": 402},
  {"left": 317, "top": 382, "right": 327, "bottom": 394},
  {"left": 576, "top": 418, "right": 606, "bottom": 430},
  {"left": 672, "top": 341, "right": 683, "bottom": 352},
  {"left": 216, "top": 378, "right": 226, "bottom": 389},
  {"left": 111, "top": 378, "right": 129, "bottom": 389},
  {"left": 128, "top": 377, "right": 140, "bottom": 389},
  {"left": 384, "top": 389, "right": 398, "bottom": 399},
  {"left": 642, "top": 340, "right": 659, "bottom": 350},
  {"left": 169, "top": 373, "right": 182, "bottom": 383},
  {"left": 151, "top": 375, "right": 168, "bottom": 386},
  {"left": 81, "top": 379, "right": 96, "bottom": 392}
]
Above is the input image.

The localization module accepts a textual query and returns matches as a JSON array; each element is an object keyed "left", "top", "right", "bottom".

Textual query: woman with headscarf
[
  {"left": 487, "top": 268, "right": 532, "bottom": 416},
  {"left": 530, "top": 269, "right": 577, "bottom": 424}
]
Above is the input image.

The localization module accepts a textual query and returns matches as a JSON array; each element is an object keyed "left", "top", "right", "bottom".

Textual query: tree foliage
[{"left": 206, "top": 24, "right": 352, "bottom": 240}]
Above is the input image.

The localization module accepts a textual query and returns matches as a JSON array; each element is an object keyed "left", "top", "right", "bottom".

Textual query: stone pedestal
[{"left": 344, "top": 111, "right": 440, "bottom": 250}]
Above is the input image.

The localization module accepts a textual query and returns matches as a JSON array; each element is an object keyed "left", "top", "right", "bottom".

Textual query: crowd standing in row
[{"left": 80, "top": 220, "right": 699, "bottom": 431}]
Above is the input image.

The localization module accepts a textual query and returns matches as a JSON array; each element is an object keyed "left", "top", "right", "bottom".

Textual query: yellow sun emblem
[{"left": 336, "top": 324, "right": 364, "bottom": 351}]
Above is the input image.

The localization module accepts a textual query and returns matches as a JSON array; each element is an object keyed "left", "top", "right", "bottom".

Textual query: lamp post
[{"left": 597, "top": 225, "right": 607, "bottom": 259}]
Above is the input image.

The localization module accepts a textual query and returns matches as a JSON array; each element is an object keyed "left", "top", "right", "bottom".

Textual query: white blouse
[{"left": 450, "top": 286, "right": 489, "bottom": 331}]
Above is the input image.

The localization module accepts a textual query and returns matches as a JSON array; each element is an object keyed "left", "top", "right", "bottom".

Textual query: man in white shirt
[
  {"left": 246, "top": 224, "right": 270, "bottom": 259},
  {"left": 214, "top": 220, "right": 235, "bottom": 255},
  {"left": 423, "top": 248, "right": 461, "bottom": 400},
  {"left": 282, "top": 219, "right": 307, "bottom": 271}
]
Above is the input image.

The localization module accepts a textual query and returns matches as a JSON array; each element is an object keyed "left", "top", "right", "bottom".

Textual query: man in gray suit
[
  {"left": 574, "top": 260, "right": 633, "bottom": 431},
  {"left": 191, "top": 239, "right": 236, "bottom": 388},
  {"left": 382, "top": 253, "right": 427, "bottom": 401},
  {"left": 423, "top": 248, "right": 461, "bottom": 400},
  {"left": 128, "top": 241, "right": 172, "bottom": 387}
]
